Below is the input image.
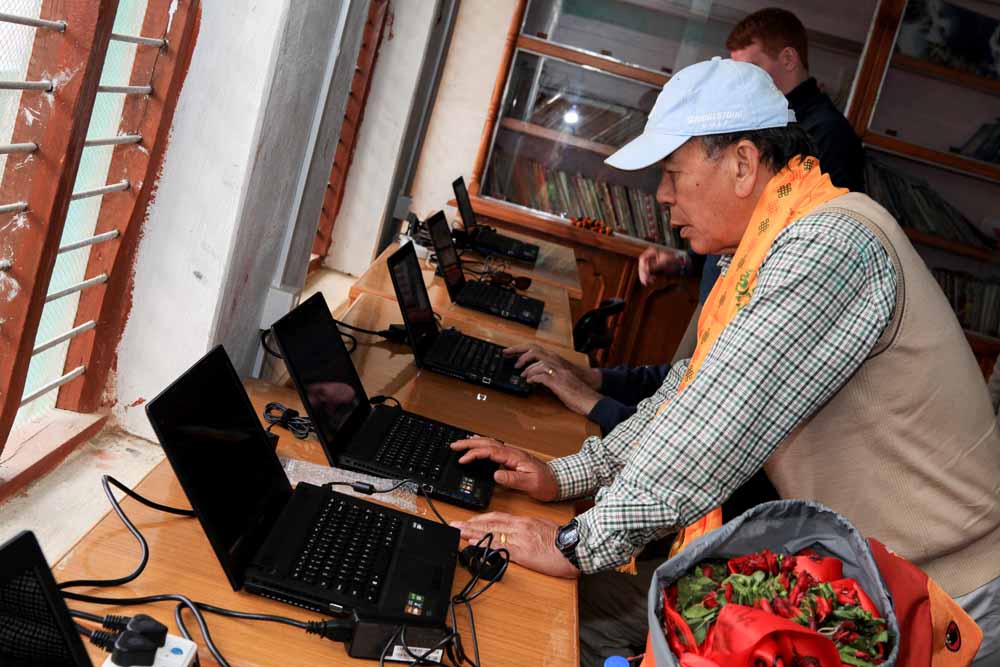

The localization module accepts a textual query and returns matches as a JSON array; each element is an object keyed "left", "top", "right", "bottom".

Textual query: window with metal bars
[{"left": 0, "top": 0, "right": 199, "bottom": 453}]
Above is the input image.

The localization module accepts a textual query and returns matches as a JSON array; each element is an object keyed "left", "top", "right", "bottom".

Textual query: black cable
[
  {"left": 370, "top": 395, "right": 401, "bottom": 408},
  {"left": 63, "top": 591, "right": 229, "bottom": 667},
  {"left": 417, "top": 485, "right": 448, "bottom": 526},
  {"left": 69, "top": 609, "right": 105, "bottom": 623},
  {"left": 333, "top": 319, "right": 387, "bottom": 336},
  {"left": 58, "top": 475, "right": 193, "bottom": 590},
  {"left": 341, "top": 330, "right": 358, "bottom": 353},
  {"left": 260, "top": 329, "right": 283, "bottom": 358},
  {"left": 262, "top": 402, "right": 314, "bottom": 439}
]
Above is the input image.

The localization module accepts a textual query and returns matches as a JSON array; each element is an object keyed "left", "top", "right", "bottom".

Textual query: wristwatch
[{"left": 555, "top": 518, "right": 581, "bottom": 569}]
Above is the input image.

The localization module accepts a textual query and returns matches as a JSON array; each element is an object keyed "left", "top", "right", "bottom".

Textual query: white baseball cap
[{"left": 605, "top": 57, "right": 796, "bottom": 171}]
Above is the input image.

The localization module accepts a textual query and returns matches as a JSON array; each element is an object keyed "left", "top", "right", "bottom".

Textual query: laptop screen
[
  {"left": 145, "top": 346, "right": 293, "bottom": 591},
  {"left": 0, "top": 532, "right": 92, "bottom": 666},
  {"left": 451, "top": 176, "right": 477, "bottom": 234},
  {"left": 387, "top": 242, "right": 438, "bottom": 362},
  {"left": 426, "top": 211, "right": 465, "bottom": 300},
  {"left": 270, "top": 292, "right": 371, "bottom": 464}
]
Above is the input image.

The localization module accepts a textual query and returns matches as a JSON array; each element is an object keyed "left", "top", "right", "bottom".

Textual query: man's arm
[
  {"left": 598, "top": 365, "right": 672, "bottom": 406},
  {"left": 571, "top": 214, "right": 898, "bottom": 573},
  {"left": 547, "top": 360, "right": 690, "bottom": 500}
]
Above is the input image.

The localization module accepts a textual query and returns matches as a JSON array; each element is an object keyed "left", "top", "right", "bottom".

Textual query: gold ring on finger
[{"left": 499, "top": 532, "right": 508, "bottom": 545}]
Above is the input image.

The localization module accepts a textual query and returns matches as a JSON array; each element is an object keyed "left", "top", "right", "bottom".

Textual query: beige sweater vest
[{"left": 765, "top": 193, "right": 1000, "bottom": 597}]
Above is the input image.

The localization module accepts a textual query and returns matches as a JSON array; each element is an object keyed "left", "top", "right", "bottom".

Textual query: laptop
[
  {"left": 270, "top": 292, "right": 497, "bottom": 510},
  {"left": 146, "top": 346, "right": 458, "bottom": 624},
  {"left": 426, "top": 211, "right": 544, "bottom": 328},
  {"left": 387, "top": 242, "right": 530, "bottom": 396},
  {"left": 453, "top": 176, "right": 539, "bottom": 265},
  {"left": 0, "top": 531, "right": 92, "bottom": 666}
]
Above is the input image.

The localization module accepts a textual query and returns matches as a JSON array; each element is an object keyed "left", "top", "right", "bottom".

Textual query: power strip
[{"left": 101, "top": 634, "right": 197, "bottom": 667}]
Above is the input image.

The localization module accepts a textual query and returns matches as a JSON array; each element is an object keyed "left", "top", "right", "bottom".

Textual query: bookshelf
[
  {"left": 965, "top": 330, "right": 1000, "bottom": 378},
  {"left": 498, "top": 118, "right": 615, "bottom": 157},
  {"left": 863, "top": 132, "right": 1000, "bottom": 186},
  {"left": 890, "top": 54, "right": 1000, "bottom": 99},
  {"left": 903, "top": 228, "right": 999, "bottom": 265}
]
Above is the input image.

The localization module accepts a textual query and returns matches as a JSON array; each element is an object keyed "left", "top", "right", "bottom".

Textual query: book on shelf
[
  {"left": 932, "top": 268, "right": 1000, "bottom": 338},
  {"left": 865, "top": 157, "right": 995, "bottom": 249},
  {"left": 488, "top": 150, "right": 685, "bottom": 248},
  {"left": 957, "top": 120, "right": 1000, "bottom": 164}
]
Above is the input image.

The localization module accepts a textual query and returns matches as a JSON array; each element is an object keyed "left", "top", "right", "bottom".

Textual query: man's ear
[
  {"left": 779, "top": 46, "right": 800, "bottom": 71},
  {"left": 732, "top": 139, "right": 761, "bottom": 199}
]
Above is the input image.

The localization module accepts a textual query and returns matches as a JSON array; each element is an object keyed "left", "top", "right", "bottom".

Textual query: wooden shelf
[
  {"left": 448, "top": 194, "right": 685, "bottom": 260},
  {"left": 517, "top": 35, "right": 668, "bottom": 88},
  {"left": 498, "top": 118, "right": 616, "bottom": 157},
  {"left": 864, "top": 131, "right": 1000, "bottom": 185},
  {"left": 966, "top": 329, "right": 1000, "bottom": 351},
  {"left": 903, "top": 228, "right": 999, "bottom": 264},
  {"left": 891, "top": 54, "right": 1000, "bottom": 97}
]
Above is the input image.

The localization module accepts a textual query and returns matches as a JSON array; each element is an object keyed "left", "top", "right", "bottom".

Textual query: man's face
[
  {"left": 730, "top": 40, "right": 785, "bottom": 91},
  {"left": 656, "top": 139, "right": 751, "bottom": 255}
]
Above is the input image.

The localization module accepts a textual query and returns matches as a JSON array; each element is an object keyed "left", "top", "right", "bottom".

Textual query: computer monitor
[
  {"left": 145, "top": 346, "right": 293, "bottom": 591},
  {"left": 270, "top": 292, "right": 372, "bottom": 464},
  {"left": 387, "top": 242, "right": 439, "bottom": 362},
  {"left": 451, "top": 176, "right": 478, "bottom": 234},
  {"left": 0, "top": 531, "right": 92, "bottom": 666},
  {"left": 426, "top": 211, "right": 466, "bottom": 300}
]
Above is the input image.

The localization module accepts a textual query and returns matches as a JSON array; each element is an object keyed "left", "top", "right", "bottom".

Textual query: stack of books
[
  {"left": 488, "top": 152, "right": 682, "bottom": 248},
  {"left": 932, "top": 268, "right": 1000, "bottom": 337},
  {"left": 865, "top": 157, "right": 994, "bottom": 249},
  {"left": 957, "top": 121, "right": 1000, "bottom": 164}
]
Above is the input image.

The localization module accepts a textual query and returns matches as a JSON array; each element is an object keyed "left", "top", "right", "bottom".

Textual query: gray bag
[{"left": 646, "top": 500, "right": 901, "bottom": 666}]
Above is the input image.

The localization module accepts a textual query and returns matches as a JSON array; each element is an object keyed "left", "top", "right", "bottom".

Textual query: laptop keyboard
[
  {"left": 434, "top": 332, "right": 505, "bottom": 379},
  {"left": 462, "top": 281, "right": 517, "bottom": 312},
  {"left": 376, "top": 413, "right": 470, "bottom": 478},
  {"left": 291, "top": 496, "right": 401, "bottom": 604}
]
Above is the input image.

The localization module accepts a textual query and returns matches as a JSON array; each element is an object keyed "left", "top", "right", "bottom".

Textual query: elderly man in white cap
[{"left": 451, "top": 58, "right": 1000, "bottom": 666}]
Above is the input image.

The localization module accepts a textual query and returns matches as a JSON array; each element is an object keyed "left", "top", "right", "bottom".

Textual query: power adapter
[
  {"left": 100, "top": 633, "right": 197, "bottom": 667},
  {"left": 347, "top": 616, "right": 450, "bottom": 662}
]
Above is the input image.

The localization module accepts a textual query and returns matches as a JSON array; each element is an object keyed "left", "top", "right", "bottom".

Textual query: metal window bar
[
  {"left": 32, "top": 321, "right": 96, "bottom": 356},
  {"left": 19, "top": 366, "right": 85, "bottom": 407},
  {"left": 0, "top": 202, "right": 28, "bottom": 215},
  {"left": 84, "top": 134, "right": 141, "bottom": 147},
  {"left": 0, "top": 79, "right": 53, "bottom": 92},
  {"left": 44, "top": 274, "right": 108, "bottom": 303},
  {"left": 69, "top": 180, "right": 129, "bottom": 202},
  {"left": 0, "top": 12, "right": 66, "bottom": 31},
  {"left": 110, "top": 32, "right": 165, "bottom": 47},
  {"left": 0, "top": 142, "right": 37, "bottom": 155},
  {"left": 97, "top": 84, "right": 152, "bottom": 95},
  {"left": 57, "top": 229, "right": 119, "bottom": 254}
]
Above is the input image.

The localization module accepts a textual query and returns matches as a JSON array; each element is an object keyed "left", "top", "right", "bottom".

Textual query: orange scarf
[{"left": 665, "top": 156, "right": 847, "bottom": 557}]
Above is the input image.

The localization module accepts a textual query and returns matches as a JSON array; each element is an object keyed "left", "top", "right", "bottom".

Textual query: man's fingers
[
  {"left": 514, "top": 349, "right": 544, "bottom": 369},
  {"left": 450, "top": 436, "right": 501, "bottom": 451},
  {"left": 494, "top": 469, "right": 537, "bottom": 492},
  {"left": 503, "top": 344, "right": 530, "bottom": 358}
]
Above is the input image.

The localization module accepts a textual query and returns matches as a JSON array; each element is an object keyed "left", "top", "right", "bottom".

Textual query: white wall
[
  {"left": 409, "top": 0, "right": 518, "bottom": 219},
  {"left": 324, "top": 0, "right": 440, "bottom": 277},
  {"left": 115, "top": 1, "right": 291, "bottom": 438}
]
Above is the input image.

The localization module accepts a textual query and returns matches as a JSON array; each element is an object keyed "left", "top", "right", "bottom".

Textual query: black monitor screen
[
  {"left": 145, "top": 346, "right": 292, "bottom": 591},
  {"left": 270, "top": 293, "right": 370, "bottom": 463},
  {"left": 426, "top": 211, "right": 465, "bottom": 300},
  {"left": 0, "top": 532, "right": 91, "bottom": 667},
  {"left": 388, "top": 242, "right": 438, "bottom": 361},
  {"left": 452, "top": 176, "right": 477, "bottom": 234}
]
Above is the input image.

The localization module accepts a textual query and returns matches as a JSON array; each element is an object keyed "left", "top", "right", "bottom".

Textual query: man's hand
[
  {"left": 638, "top": 246, "right": 687, "bottom": 287},
  {"left": 505, "top": 344, "right": 601, "bottom": 389},
  {"left": 521, "top": 363, "right": 602, "bottom": 416},
  {"left": 450, "top": 437, "right": 559, "bottom": 501},
  {"left": 450, "top": 512, "right": 580, "bottom": 579}
]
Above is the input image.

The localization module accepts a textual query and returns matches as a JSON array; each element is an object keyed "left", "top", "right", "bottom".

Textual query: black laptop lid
[
  {"left": 0, "top": 531, "right": 92, "bottom": 666},
  {"left": 270, "top": 292, "right": 371, "bottom": 464},
  {"left": 145, "top": 346, "right": 293, "bottom": 591},
  {"left": 452, "top": 176, "right": 477, "bottom": 234},
  {"left": 426, "top": 211, "right": 466, "bottom": 300},
  {"left": 387, "top": 242, "right": 438, "bottom": 362}
]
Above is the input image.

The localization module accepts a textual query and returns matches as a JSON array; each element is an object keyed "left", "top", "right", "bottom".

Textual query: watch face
[{"left": 557, "top": 522, "right": 579, "bottom": 549}]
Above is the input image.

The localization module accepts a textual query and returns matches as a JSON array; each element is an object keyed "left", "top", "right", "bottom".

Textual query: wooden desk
[
  {"left": 350, "top": 243, "right": 577, "bottom": 352},
  {"left": 55, "top": 385, "right": 581, "bottom": 666},
  {"left": 330, "top": 293, "right": 598, "bottom": 460}
]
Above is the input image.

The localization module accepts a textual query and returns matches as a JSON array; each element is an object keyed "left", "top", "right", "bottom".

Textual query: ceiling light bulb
[{"left": 563, "top": 109, "right": 580, "bottom": 125}]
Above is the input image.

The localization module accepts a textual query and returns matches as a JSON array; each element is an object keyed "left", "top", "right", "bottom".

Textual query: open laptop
[
  {"left": 0, "top": 531, "right": 92, "bottom": 666},
  {"left": 146, "top": 346, "right": 458, "bottom": 624},
  {"left": 426, "top": 211, "right": 544, "bottom": 328},
  {"left": 270, "top": 292, "right": 497, "bottom": 510},
  {"left": 387, "top": 241, "right": 530, "bottom": 396},
  {"left": 453, "top": 176, "right": 539, "bottom": 265}
]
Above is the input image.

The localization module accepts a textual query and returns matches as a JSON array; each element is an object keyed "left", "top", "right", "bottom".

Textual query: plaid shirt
[{"left": 548, "top": 210, "right": 898, "bottom": 573}]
